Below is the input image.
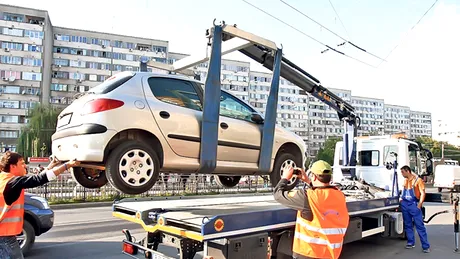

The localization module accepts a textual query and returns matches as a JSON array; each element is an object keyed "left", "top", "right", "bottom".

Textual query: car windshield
[{"left": 89, "top": 71, "right": 135, "bottom": 94}]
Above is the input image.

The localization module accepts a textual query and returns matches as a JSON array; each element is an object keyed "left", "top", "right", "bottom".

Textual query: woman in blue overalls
[{"left": 400, "top": 165, "right": 431, "bottom": 253}]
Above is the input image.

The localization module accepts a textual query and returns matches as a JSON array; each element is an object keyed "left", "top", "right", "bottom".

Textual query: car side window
[
  {"left": 219, "top": 91, "right": 254, "bottom": 122},
  {"left": 148, "top": 77, "right": 202, "bottom": 111}
]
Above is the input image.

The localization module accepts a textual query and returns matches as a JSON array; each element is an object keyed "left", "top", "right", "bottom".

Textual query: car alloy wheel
[
  {"left": 118, "top": 149, "right": 155, "bottom": 187},
  {"left": 17, "top": 231, "right": 26, "bottom": 249},
  {"left": 280, "top": 159, "right": 298, "bottom": 185}
]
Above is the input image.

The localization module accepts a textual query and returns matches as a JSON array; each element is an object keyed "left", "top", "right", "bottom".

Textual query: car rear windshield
[{"left": 89, "top": 72, "right": 135, "bottom": 94}]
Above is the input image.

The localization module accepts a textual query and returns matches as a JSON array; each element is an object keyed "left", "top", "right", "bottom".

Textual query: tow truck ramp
[{"left": 113, "top": 192, "right": 404, "bottom": 259}]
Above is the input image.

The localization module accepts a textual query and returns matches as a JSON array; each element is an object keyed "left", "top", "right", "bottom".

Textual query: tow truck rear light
[
  {"left": 122, "top": 243, "right": 136, "bottom": 255},
  {"left": 81, "top": 98, "right": 124, "bottom": 115}
]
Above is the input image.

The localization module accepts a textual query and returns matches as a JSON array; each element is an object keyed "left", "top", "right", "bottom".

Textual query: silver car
[{"left": 51, "top": 71, "right": 307, "bottom": 195}]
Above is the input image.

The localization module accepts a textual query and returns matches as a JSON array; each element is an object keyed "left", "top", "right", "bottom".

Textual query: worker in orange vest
[
  {"left": 274, "top": 160, "right": 349, "bottom": 259},
  {"left": 0, "top": 151, "right": 79, "bottom": 259}
]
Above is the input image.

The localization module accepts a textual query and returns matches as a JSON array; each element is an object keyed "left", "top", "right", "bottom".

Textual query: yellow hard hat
[{"left": 310, "top": 160, "right": 332, "bottom": 175}]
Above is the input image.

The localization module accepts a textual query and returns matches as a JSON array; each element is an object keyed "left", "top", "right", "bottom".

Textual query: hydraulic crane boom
[{"left": 143, "top": 20, "right": 359, "bottom": 178}]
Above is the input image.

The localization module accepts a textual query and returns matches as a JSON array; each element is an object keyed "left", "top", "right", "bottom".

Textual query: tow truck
[{"left": 112, "top": 20, "right": 448, "bottom": 259}]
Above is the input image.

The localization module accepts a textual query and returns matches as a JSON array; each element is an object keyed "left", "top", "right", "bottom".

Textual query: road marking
[
  {"left": 53, "top": 218, "right": 124, "bottom": 227},
  {"left": 34, "top": 230, "right": 146, "bottom": 250}
]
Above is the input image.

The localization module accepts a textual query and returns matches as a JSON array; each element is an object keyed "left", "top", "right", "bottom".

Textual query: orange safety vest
[
  {"left": 292, "top": 186, "right": 349, "bottom": 259},
  {"left": 0, "top": 172, "right": 24, "bottom": 236}
]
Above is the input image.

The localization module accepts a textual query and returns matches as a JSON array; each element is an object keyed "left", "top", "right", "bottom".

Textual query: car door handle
[
  {"left": 159, "top": 111, "right": 170, "bottom": 119},
  {"left": 220, "top": 122, "right": 228, "bottom": 129}
]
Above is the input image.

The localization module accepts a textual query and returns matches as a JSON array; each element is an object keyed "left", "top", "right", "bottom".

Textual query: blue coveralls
[{"left": 400, "top": 176, "right": 430, "bottom": 250}]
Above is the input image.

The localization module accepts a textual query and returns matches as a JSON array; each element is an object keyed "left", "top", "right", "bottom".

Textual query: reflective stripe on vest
[
  {"left": 294, "top": 232, "right": 343, "bottom": 249},
  {"left": 292, "top": 187, "right": 349, "bottom": 259},
  {"left": 0, "top": 173, "right": 25, "bottom": 236},
  {"left": 296, "top": 217, "right": 348, "bottom": 235}
]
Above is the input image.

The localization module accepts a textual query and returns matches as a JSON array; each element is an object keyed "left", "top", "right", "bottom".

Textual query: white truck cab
[{"left": 332, "top": 133, "right": 433, "bottom": 191}]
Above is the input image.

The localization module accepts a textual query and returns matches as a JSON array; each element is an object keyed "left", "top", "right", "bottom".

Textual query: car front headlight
[{"left": 31, "top": 196, "right": 50, "bottom": 210}]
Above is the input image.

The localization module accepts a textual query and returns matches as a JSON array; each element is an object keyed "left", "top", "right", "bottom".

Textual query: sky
[{"left": 1, "top": 0, "right": 459, "bottom": 136}]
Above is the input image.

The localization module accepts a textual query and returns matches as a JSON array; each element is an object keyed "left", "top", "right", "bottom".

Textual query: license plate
[{"left": 57, "top": 113, "right": 72, "bottom": 128}]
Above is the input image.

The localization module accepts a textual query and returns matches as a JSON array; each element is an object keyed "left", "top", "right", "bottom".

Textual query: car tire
[
  {"left": 18, "top": 220, "right": 35, "bottom": 256},
  {"left": 71, "top": 167, "right": 108, "bottom": 189},
  {"left": 270, "top": 153, "right": 301, "bottom": 191},
  {"left": 215, "top": 175, "right": 241, "bottom": 188},
  {"left": 105, "top": 140, "right": 160, "bottom": 195}
]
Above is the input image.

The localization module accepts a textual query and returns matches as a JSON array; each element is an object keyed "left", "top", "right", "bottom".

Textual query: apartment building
[
  {"left": 410, "top": 110, "right": 432, "bottom": 139},
  {"left": 351, "top": 96, "right": 385, "bottom": 135},
  {"left": 384, "top": 104, "right": 411, "bottom": 136},
  {"left": 0, "top": 5, "right": 52, "bottom": 152},
  {"left": 50, "top": 27, "right": 168, "bottom": 106}
]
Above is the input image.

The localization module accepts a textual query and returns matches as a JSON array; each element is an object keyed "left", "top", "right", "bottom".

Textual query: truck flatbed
[{"left": 112, "top": 191, "right": 399, "bottom": 242}]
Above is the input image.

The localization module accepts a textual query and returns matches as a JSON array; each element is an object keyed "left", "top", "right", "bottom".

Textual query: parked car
[
  {"left": 18, "top": 193, "right": 54, "bottom": 256},
  {"left": 51, "top": 71, "right": 307, "bottom": 195}
]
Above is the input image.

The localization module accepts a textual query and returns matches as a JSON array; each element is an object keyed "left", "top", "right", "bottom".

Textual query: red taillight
[
  {"left": 81, "top": 98, "right": 124, "bottom": 115},
  {"left": 122, "top": 243, "right": 135, "bottom": 254}
]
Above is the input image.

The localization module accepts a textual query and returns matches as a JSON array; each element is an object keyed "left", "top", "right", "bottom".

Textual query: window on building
[
  {"left": 0, "top": 100, "right": 19, "bottom": 109},
  {"left": 0, "top": 130, "right": 18, "bottom": 138},
  {"left": 1, "top": 56, "right": 22, "bottom": 65},
  {"left": 1, "top": 85, "right": 20, "bottom": 94},
  {"left": 1, "top": 42, "right": 22, "bottom": 50},
  {"left": 1, "top": 71, "right": 21, "bottom": 80},
  {"left": 2, "top": 28, "right": 23, "bottom": 36},
  {"left": 22, "top": 72, "right": 42, "bottom": 81},
  {"left": 23, "top": 58, "right": 42, "bottom": 67},
  {"left": 148, "top": 77, "right": 202, "bottom": 111},
  {"left": 25, "top": 30, "right": 44, "bottom": 39}
]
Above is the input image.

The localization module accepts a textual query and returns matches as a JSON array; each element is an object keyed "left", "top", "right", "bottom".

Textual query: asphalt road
[{"left": 26, "top": 192, "right": 460, "bottom": 259}]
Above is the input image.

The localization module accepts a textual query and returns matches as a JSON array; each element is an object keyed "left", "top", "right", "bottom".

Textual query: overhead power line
[
  {"left": 378, "top": 0, "right": 439, "bottom": 67},
  {"left": 279, "top": 0, "right": 386, "bottom": 62},
  {"left": 327, "top": 0, "right": 352, "bottom": 40},
  {"left": 241, "top": 0, "right": 377, "bottom": 68}
]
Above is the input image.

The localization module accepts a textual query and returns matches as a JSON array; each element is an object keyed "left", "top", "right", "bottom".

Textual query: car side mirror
[{"left": 251, "top": 113, "right": 264, "bottom": 124}]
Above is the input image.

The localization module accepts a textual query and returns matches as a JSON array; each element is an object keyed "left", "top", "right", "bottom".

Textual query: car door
[
  {"left": 217, "top": 91, "right": 262, "bottom": 163},
  {"left": 143, "top": 76, "right": 203, "bottom": 159}
]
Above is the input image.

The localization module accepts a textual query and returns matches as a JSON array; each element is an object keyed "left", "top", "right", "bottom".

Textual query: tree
[
  {"left": 416, "top": 136, "right": 460, "bottom": 160},
  {"left": 315, "top": 136, "right": 341, "bottom": 165},
  {"left": 17, "top": 104, "right": 63, "bottom": 160}
]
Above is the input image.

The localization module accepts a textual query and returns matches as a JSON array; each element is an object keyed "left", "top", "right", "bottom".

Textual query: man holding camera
[{"left": 274, "top": 160, "right": 349, "bottom": 259}]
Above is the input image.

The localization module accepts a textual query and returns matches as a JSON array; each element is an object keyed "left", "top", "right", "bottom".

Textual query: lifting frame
[{"left": 141, "top": 20, "right": 360, "bottom": 178}]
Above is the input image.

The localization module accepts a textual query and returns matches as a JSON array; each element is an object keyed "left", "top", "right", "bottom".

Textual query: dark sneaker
[
  {"left": 406, "top": 244, "right": 415, "bottom": 249},
  {"left": 423, "top": 248, "right": 431, "bottom": 253}
]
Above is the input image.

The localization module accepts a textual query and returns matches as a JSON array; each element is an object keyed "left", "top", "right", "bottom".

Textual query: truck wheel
[
  {"left": 270, "top": 153, "right": 300, "bottom": 191},
  {"left": 215, "top": 175, "right": 241, "bottom": 188},
  {"left": 71, "top": 167, "right": 108, "bottom": 189},
  {"left": 18, "top": 220, "right": 35, "bottom": 256},
  {"left": 438, "top": 187, "right": 442, "bottom": 192},
  {"left": 106, "top": 140, "right": 160, "bottom": 195}
]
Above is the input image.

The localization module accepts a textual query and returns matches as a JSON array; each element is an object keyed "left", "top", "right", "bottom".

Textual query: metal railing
[{"left": 26, "top": 174, "right": 274, "bottom": 203}]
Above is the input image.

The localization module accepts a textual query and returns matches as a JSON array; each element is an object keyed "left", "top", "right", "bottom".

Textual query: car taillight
[
  {"left": 81, "top": 98, "right": 124, "bottom": 115},
  {"left": 122, "top": 243, "right": 136, "bottom": 255}
]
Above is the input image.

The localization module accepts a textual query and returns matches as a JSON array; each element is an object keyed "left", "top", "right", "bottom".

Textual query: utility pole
[{"left": 442, "top": 142, "right": 445, "bottom": 159}]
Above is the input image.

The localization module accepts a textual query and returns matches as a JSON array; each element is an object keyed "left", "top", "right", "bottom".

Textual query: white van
[
  {"left": 333, "top": 134, "right": 433, "bottom": 192},
  {"left": 433, "top": 164, "right": 460, "bottom": 192}
]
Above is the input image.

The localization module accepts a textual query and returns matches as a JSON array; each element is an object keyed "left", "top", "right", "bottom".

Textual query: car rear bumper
[{"left": 52, "top": 125, "right": 117, "bottom": 162}]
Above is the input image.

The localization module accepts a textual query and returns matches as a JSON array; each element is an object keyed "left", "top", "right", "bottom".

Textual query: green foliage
[
  {"left": 315, "top": 136, "right": 341, "bottom": 165},
  {"left": 17, "top": 104, "right": 63, "bottom": 160},
  {"left": 416, "top": 136, "right": 460, "bottom": 159}
]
